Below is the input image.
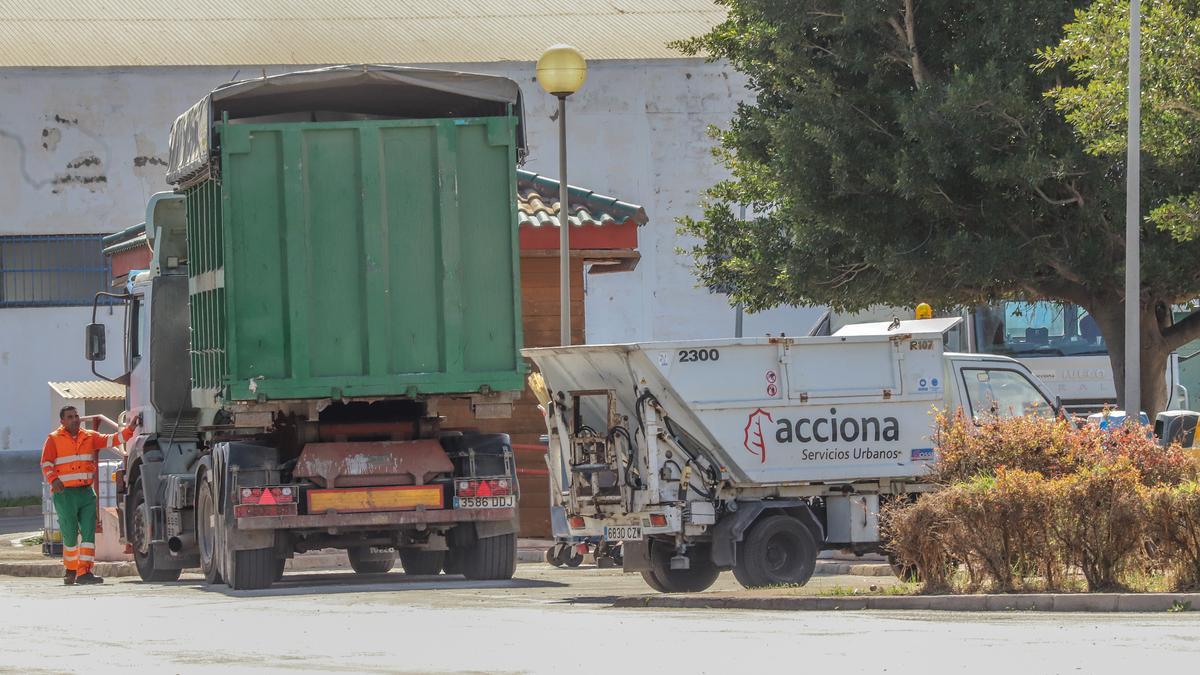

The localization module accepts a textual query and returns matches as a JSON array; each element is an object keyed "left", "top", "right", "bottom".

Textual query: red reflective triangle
[
  {"left": 476, "top": 481, "right": 493, "bottom": 497},
  {"left": 258, "top": 489, "right": 276, "bottom": 505}
]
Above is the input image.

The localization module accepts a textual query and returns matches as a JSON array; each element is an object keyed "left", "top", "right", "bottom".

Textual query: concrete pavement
[{"left": 0, "top": 565, "right": 1196, "bottom": 673}]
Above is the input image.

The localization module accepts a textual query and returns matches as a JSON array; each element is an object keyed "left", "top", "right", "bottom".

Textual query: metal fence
[{"left": 0, "top": 234, "right": 114, "bottom": 308}]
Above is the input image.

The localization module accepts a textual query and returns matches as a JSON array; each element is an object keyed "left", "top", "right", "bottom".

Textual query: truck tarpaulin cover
[{"left": 166, "top": 64, "right": 526, "bottom": 184}]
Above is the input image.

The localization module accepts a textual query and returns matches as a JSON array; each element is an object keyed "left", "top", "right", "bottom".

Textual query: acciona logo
[{"left": 743, "top": 407, "right": 900, "bottom": 463}]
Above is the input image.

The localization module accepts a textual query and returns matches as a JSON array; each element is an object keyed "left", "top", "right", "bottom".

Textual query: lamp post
[
  {"left": 1125, "top": 0, "right": 1141, "bottom": 417},
  {"left": 537, "top": 44, "right": 588, "bottom": 346}
]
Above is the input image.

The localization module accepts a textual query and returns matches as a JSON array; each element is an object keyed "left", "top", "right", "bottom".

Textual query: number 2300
[{"left": 678, "top": 348, "right": 720, "bottom": 363}]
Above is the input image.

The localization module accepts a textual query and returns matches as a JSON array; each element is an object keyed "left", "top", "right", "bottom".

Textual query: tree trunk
[{"left": 1089, "top": 301, "right": 1171, "bottom": 419}]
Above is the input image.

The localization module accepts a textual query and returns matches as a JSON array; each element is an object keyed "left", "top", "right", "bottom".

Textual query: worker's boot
[
  {"left": 74, "top": 572, "right": 104, "bottom": 585},
  {"left": 63, "top": 570, "right": 76, "bottom": 585}
]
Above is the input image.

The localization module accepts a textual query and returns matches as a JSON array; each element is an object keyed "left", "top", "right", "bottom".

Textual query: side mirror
[{"left": 85, "top": 323, "right": 106, "bottom": 361}]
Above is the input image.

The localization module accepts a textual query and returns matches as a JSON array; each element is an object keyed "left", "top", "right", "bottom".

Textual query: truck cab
[{"left": 810, "top": 301, "right": 1188, "bottom": 415}]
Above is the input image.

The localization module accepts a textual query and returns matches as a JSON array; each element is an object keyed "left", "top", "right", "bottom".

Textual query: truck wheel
[
  {"left": 645, "top": 546, "right": 720, "bottom": 593},
  {"left": 733, "top": 515, "right": 818, "bottom": 588},
  {"left": 197, "top": 477, "right": 223, "bottom": 585},
  {"left": 639, "top": 570, "right": 671, "bottom": 592},
  {"left": 442, "top": 547, "right": 462, "bottom": 575},
  {"left": 399, "top": 549, "right": 445, "bottom": 575},
  {"left": 460, "top": 533, "right": 516, "bottom": 580},
  {"left": 274, "top": 558, "right": 287, "bottom": 582},
  {"left": 348, "top": 546, "right": 398, "bottom": 574},
  {"left": 130, "top": 479, "right": 183, "bottom": 583},
  {"left": 544, "top": 546, "right": 564, "bottom": 567},
  {"left": 557, "top": 545, "right": 584, "bottom": 568}
]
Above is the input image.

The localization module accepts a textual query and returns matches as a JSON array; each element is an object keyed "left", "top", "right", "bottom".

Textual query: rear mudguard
[{"left": 710, "top": 500, "right": 824, "bottom": 569}]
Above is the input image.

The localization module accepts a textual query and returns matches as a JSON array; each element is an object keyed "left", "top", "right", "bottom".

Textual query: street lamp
[{"left": 537, "top": 44, "right": 588, "bottom": 346}]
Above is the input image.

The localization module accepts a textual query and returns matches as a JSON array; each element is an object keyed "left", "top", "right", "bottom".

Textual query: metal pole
[
  {"left": 735, "top": 204, "right": 747, "bottom": 338},
  {"left": 558, "top": 95, "right": 572, "bottom": 346},
  {"left": 1125, "top": 0, "right": 1141, "bottom": 416}
]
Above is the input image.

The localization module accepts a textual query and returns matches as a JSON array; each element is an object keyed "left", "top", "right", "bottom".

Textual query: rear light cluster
[
  {"left": 648, "top": 514, "right": 668, "bottom": 528},
  {"left": 455, "top": 478, "right": 511, "bottom": 498},
  {"left": 234, "top": 486, "right": 299, "bottom": 518}
]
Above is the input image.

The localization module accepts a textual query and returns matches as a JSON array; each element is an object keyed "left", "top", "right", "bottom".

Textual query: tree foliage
[
  {"left": 1041, "top": 0, "right": 1200, "bottom": 240},
  {"left": 676, "top": 0, "right": 1200, "bottom": 413}
]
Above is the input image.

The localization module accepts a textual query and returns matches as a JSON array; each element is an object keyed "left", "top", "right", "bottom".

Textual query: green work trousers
[{"left": 52, "top": 486, "right": 97, "bottom": 574}]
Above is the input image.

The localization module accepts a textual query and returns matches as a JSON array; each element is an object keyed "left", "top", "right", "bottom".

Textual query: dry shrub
[
  {"left": 1050, "top": 461, "right": 1147, "bottom": 591},
  {"left": 887, "top": 414, "right": 1189, "bottom": 593},
  {"left": 1146, "top": 482, "right": 1200, "bottom": 590},
  {"left": 931, "top": 411, "right": 1098, "bottom": 484},
  {"left": 937, "top": 469, "right": 1060, "bottom": 592},
  {"left": 931, "top": 411, "right": 1196, "bottom": 487},
  {"left": 1097, "top": 425, "right": 1198, "bottom": 486},
  {"left": 881, "top": 497, "right": 956, "bottom": 592}
]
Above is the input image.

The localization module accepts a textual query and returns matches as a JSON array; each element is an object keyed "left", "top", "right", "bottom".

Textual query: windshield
[{"left": 973, "top": 301, "right": 1107, "bottom": 358}]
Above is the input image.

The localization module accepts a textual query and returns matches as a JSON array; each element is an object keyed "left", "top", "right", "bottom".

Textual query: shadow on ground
[
  {"left": 170, "top": 571, "right": 565, "bottom": 598},
  {"left": 556, "top": 595, "right": 621, "bottom": 605}
]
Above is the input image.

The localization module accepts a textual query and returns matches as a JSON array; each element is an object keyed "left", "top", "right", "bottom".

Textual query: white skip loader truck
[{"left": 524, "top": 317, "right": 1059, "bottom": 592}]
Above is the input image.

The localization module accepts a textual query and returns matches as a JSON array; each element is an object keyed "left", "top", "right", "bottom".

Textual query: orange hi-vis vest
[{"left": 41, "top": 425, "right": 134, "bottom": 488}]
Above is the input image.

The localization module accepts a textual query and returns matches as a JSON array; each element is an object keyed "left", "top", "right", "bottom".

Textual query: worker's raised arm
[{"left": 99, "top": 414, "right": 140, "bottom": 449}]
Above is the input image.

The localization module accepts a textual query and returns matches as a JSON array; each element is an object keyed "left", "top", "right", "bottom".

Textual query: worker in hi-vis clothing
[{"left": 41, "top": 406, "right": 139, "bottom": 585}]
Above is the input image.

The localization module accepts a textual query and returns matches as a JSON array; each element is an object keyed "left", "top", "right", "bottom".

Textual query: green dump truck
[{"left": 86, "top": 65, "right": 527, "bottom": 589}]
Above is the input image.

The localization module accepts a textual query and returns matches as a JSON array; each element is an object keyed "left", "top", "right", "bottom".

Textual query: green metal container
[{"left": 186, "top": 116, "right": 523, "bottom": 402}]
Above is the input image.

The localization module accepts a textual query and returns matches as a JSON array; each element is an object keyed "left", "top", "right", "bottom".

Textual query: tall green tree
[
  {"left": 1042, "top": 0, "right": 1200, "bottom": 242},
  {"left": 678, "top": 0, "right": 1200, "bottom": 415}
]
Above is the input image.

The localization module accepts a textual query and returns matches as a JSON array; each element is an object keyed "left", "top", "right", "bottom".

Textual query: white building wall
[
  {"left": 0, "top": 306, "right": 124, "bottom": 452},
  {"left": 0, "top": 60, "right": 822, "bottom": 451}
]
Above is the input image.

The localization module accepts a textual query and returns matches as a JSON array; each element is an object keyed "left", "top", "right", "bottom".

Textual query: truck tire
[
  {"left": 733, "top": 515, "right": 818, "bottom": 588},
  {"left": 274, "top": 557, "right": 287, "bottom": 582},
  {"left": 639, "top": 570, "right": 671, "bottom": 592},
  {"left": 460, "top": 533, "right": 516, "bottom": 580},
  {"left": 197, "top": 477, "right": 223, "bottom": 585},
  {"left": 399, "top": 549, "right": 445, "bottom": 575},
  {"left": 130, "top": 479, "right": 183, "bottom": 583},
  {"left": 348, "top": 546, "right": 398, "bottom": 574},
  {"left": 556, "top": 545, "right": 584, "bottom": 568},
  {"left": 644, "top": 546, "right": 720, "bottom": 593},
  {"left": 228, "top": 547, "right": 278, "bottom": 590}
]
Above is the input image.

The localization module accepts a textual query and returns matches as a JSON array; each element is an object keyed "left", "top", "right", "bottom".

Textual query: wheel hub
[
  {"left": 132, "top": 503, "right": 151, "bottom": 556},
  {"left": 198, "top": 491, "right": 214, "bottom": 564},
  {"left": 765, "top": 533, "right": 799, "bottom": 574}
]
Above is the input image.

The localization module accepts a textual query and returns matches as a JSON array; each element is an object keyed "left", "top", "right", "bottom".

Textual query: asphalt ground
[{"left": 0, "top": 565, "right": 1197, "bottom": 674}]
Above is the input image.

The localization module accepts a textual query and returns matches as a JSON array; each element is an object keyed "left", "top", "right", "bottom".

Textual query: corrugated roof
[
  {"left": 48, "top": 380, "right": 127, "bottom": 401},
  {"left": 517, "top": 169, "right": 647, "bottom": 229},
  {"left": 0, "top": 1, "right": 724, "bottom": 67},
  {"left": 102, "top": 223, "right": 149, "bottom": 255}
]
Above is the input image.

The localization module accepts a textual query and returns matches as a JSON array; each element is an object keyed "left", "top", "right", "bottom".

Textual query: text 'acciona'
[{"left": 773, "top": 408, "right": 900, "bottom": 444}]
